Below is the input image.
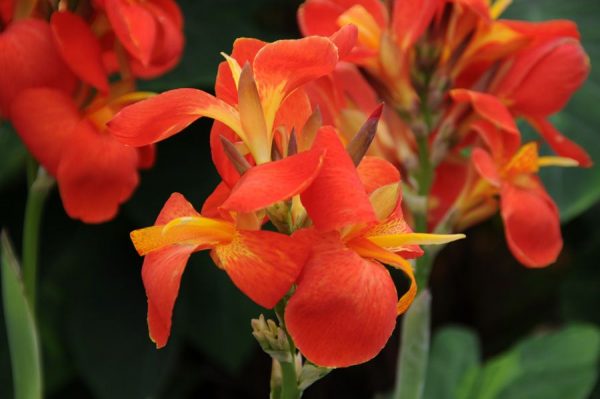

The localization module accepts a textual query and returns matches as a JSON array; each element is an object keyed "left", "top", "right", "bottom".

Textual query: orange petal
[
  {"left": 471, "top": 118, "right": 521, "bottom": 160},
  {"left": 253, "top": 36, "right": 338, "bottom": 132},
  {"left": 104, "top": 0, "right": 156, "bottom": 66},
  {"left": 201, "top": 182, "right": 232, "bottom": 219},
  {"left": 301, "top": 126, "right": 377, "bottom": 232},
  {"left": 56, "top": 120, "right": 139, "bottom": 223},
  {"left": 500, "top": 183, "right": 562, "bottom": 267},
  {"left": 50, "top": 11, "right": 109, "bottom": 92},
  {"left": 108, "top": 88, "right": 242, "bottom": 147},
  {"left": 298, "top": 0, "right": 387, "bottom": 37},
  {"left": 285, "top": 231, "right": 398, "bottom": 367},
  {"left": 472, "top": 148, "right": 501, "bottom": 186},
  {"left": 330, "top": 24, "right": 358, "bottom": 60},
  {"left": 221, "top": 148, "right": 325, "bottom": 213},
  {"left": 10, "top": 88, "right": 80, "bottom": 176},
  {"left": 357, "top": 156, "right": 400, "bottom": 194},
  {"left": 137, "top": 145, "right": 156, "bottom": 169},
  {"left": 528, "top": 117, "right": 592, "bottom": 168},
  {"left": 392, "top": 0, "right": 439, "bottom": 48},
  {"left": 272, "top": 87, "right": 313, "bottom": 139},
  {"left": 212, "top": 230, "right": 307, "bottom": 309}
]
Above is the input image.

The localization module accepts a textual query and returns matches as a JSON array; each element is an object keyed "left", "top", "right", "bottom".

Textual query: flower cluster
[
  {"left": 1, "top": 0, "right": 184, "bottom": 222},
  {"left": 298, "top": 0, "right": 591, "bottom": 267},
  {"left": 109, "top": 28, "right": 464, "bottom": 367}
]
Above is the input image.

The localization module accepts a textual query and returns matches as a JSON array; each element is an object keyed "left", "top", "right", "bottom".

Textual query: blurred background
[{"left": 1, "top": 0, "right": 599, "bottom": 397}]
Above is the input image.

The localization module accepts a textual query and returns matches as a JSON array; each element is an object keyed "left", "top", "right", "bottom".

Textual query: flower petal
[
  {"left": 301, "top": 126, "right": 376, "bottom": 232},
  {"left": 285, "top": 231, "right": 397, "bottom": 367},
  {"left": 472, "top": 147, "right": 501, "bottom": 185},
  {"left": 108, "top": 88, "right": 242, "bottom": 147},
  {"left": 357, "top": 156, "right": 400, "bottom": 194},
  {"left": 221, "top": 148, "right": 325, "bottom": 213},
  {"left": 56, "top": 120, "right": 139, "bottom": 223},
  {"left": 212, "top": 230, "right": 307, "bottom": 309},
  {"left": 500, "top": 183, "right": 562, "bottom": 267},
  {"left": 10, "top": 88, "right": 80, "bottom": 176},
  {"left": 50, "top": 11, "right": 108, "bottom": 92},
  {"left": 451, "top": 89, "right": 519, "bottom": 136},
  {"left": 392, "top": 0, "right": 439, "bottom": 49}
]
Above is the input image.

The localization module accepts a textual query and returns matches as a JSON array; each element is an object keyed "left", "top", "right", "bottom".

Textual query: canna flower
[
  {"left": 10, "top": 86, "right": 155, "bottom": 222},
  {"left": 281, "top": 127, "right": 464, "bottom": 367}
]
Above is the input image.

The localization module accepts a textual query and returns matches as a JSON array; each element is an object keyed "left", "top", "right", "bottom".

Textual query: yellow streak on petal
[
  {"left": 369, "top": 183, "right": 401, "bottom": 221},
  {"left": 491, "top": 0, "right": 512, "bottom": 19},
  {"left": 366, "top": 233, "right": 466, "bottom": 248},
  {"left": 238, "top": 64, "right": 271, "bottom": 164},
  {"left": 538, "top": 156, "right": 579, "bottom": 168},
  {"left": 221, "top": 53, "right": 242, "bottom": 90}
]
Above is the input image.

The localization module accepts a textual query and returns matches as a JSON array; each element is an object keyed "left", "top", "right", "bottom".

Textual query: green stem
[
  {"left": 22, "top": 166, "right": 54, "bottom": 315},
  {"left": 280, "top": 360, "right": 300, "bottom": 399}
]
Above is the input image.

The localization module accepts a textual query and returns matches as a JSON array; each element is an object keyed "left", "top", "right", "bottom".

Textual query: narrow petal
[
  {"left": 237, "top": 64, "right": 270, "bottom": 163},
  {"left": 472, "top": 148, "right": 501, "bottom": 185},
  {"left": 104, "top": 0, "right": 156, "bottom": 66},
  {"left": 56, "top": 120, "right": 139, "bottom": 223},
  {"left": 285, "top": 231, "right": 398, "bottom": 367},
  {"left": 221, "top": 149, "right": 325, "bottom": 213},
  {"left": 253, "top": 36, "right": 338, "bottom": 132},
  {"left": 392, "top": 0, "right": 439, "bottom": 48},
  {"left": 301, "top": 126, "right": 377, "bottom": 232},
  {"left": 330, "top": 24, "right": 358, "bottom": 60},
  {"left": 451, "top": 89, "right": 519, "bottom": 136},
  {"left": 10, "top": 88, "right": 80, "bottom": 176},
  {"left": 50, "top": 11, "right": 109, "bottom": 92},
  {"left": 500, "top": 183, "right": 562, "bottom": 267},
  {"left": 527, "top": 117, "right": 592, "bottom": 168},
  {"left": 366, "top": 232, "right": 466, "bottom": 248},
  {"left": 108, "top": 88, "right": 242, "bottom": 147},
  {"left": 212, "top": 230, "right": 307, "bottom": 309}
]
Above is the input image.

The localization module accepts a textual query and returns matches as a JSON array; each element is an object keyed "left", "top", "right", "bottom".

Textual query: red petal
[
  {"left": 156, "top": 192, "right": 201, "bottom": 224},
  {"left": 357, "top": 156, "right": 400, "bottom": 194},
  {"left": 286, "top": 231, "right": 397, "bottom": 367},
  {"left": 500, "top": 183, "right": 562, "bottom": 268},
  {"left": 221, "top": 149, "right": 325, "bottom": 213},
  {"left": 212, "top": 230, "right": 307, "bottom": 309},
  {"left": 392, "top": 0, "right": 439, "bottom": 48},
  {"left": 137, "top": 145, "right": 156, "bottom": 169},
  {"left": 272, "top": 87, "right": 313, "bottom": 136},
  {"left": 528, "top": 117, "right": 592, "bottom": 168},
  {"left": 301, "top": 126, "right": 376, "bottom": 231},
  {"left": 50, "top": 11, "right": 108, "bottom": 92},
  {"left": 428, "top": 158, "right": 470, "bottom": 229},
  {"left": 57, "top": 120, "right": 139, "bottom": 223},
  {"left": 104, "top": 0, "right": 156, "bottom": 66},
  {"left": 333, "top": 62, "right": 380, "bottom": 113},
  {"left": 472, "top": 148, "right": 501, "bottom": 186},
  {"left": 10, "top": 88, "right": 80, "bottom": 176},
  {"left": 330, "top": 24, "right": 358, "bottom": 60},
  {"left": 108, "top": 88, "right": 241, "bottom": 147},
  {"left": 471, "top": 118, "right": 520, "bottom": 160},
  {"left": 0, "top": 19, "right": 76, "bottom": 117},
  {"left": 451, "top": 89, "right": 519, "bottom": 136},
  {"left": 143, "top": 244, "right": 195, "bottom": 348},
  {"left": 201, "top": 182, "right": 232, "bottom": 219},
  {"left": 298, "top": 0, "right": 387, "bottom": 37}
]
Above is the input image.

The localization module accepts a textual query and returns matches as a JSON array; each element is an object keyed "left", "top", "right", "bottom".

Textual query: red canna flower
[{"left": 282, "top": 126, "right": 463, "bottom": 367}]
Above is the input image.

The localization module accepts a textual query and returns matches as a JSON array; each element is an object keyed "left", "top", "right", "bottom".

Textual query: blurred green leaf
[
  {"left": 183, "top": 253, "right": 263, "bottom": 373},
  {"left": 461, "top": 324, "right": 600, "bottom": 399},
  {"left": 423, "top": 327, "right": 480, "bottom": 399},
  {"left": 1, "top": 231, "right": 42, "bottom": 399},
  {"left": 504, "top": 0, "right": 600, "bottom": 222},
  {"left": 0, "top": 122, "right": 26, "bottom": 190}
]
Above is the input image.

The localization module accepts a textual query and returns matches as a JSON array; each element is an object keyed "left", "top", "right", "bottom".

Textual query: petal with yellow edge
[
  {"left": 285, "top": 231, "right": 398, "bottom": 367},
  {"left": 108, "top": 88, "right": 243, "bottom": 147},
  {"left": 221, "top": 148, "right": 325, "bottom": 213}
]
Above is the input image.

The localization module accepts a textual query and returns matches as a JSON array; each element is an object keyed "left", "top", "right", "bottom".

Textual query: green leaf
[
  {"left": 461, "top": 324, "right": 600, "bottom": 399},
  {"left": 504, "top": 0, "right": 600, "bottom": 222},
  {"left": 393, "top": 290, "right": 432, "bottom": 399},
  {"left": 1, "top": 231, "right": 42, "bottom": 399},
  {"left": 423, "top": 327, "right": 480, "bottom": 399},
  {"left": 0, "top": 122, "right": 27, "bottom": 190}
]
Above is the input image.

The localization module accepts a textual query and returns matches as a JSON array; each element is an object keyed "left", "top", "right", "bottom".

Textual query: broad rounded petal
[
  {"left": 212, "top": 230, "right": 307, "bottom": 309},
  {"left": 253, "top": 36, "right": 338, "bottom": 130},
  {"left": 108, "top": 88, "right": 242, "bottom": 146},
  {"left": 0, "top": 18, "right": 76, "bottom": 117},
  {"left": 451, "top": 89, "right": 519, "bottom": 136},
  {"left": 500, "top": 183, "right": 562, "bottom": 268},
  {"left": 301, "top": 126, "right": 377, "bottom": 231},
  {"left": 286, "top": 232, "right": 397, "bottom": 367},
  {"left": 221, "top": 149, "right": 325, "bottom": 213},
  {"left": 472, "top": 148, "right": 501, "bottom": 186},
  {"left": 104, "top": 0, "right": 156, "bottom": 66},
  {"left": 528, "top": 117, "right": 592, "bottom": 168},
  {"left": 357, "top": 156, "right": 400, "bottom": 194},
  {"left": 273, "top": 88, "right": 313, "bottom": 136},
  {"left": 10, "top": 88, "right": 80, "bottom": 176},
  {"left": 143, "top": 244, "right": 195, "bottom": 348},
  {"left": 50, "top": 11, "right": 108, "bottom": 92},
  {"left": 57, "top": 120, "right": 139, "bottom": 223}
]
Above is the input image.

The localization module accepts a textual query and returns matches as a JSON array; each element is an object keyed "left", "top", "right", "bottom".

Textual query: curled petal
[
  {"left": 57, "top": 120, "right": 139, "bottom": 223},
  {"left": 221, "top": 148, "right": 325, "bottom": 213},
  {"left": 528, "top": 117, "right": 592, "bottom": 168},
  {"left": 51, "top": 11, "right": 108, "bottom": 92},
  {"left": 286, "top": 232, "right": 397, "bottom": 367},
  {"left": 212, "top": 230, "right": 307, "bottom": 309},
  {"left": 301, "top": 126, "right": 376, "bottom": 232},
  {"left": 108, "top": 88, "right": 242, "bottom": 147},
  {"left": 500, "top": 183, "right": 562, "bottom": 267},
  {"left": 472, "top": 148, "right": 501, "bottom": 186},
  {"left": 451, "top": 89, "right": 519, "bottom": 136}
]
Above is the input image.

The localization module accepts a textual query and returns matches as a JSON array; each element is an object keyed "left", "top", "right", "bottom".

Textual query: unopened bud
[
  {"left": 347, "top": 104, "right": 383, "bottom": 166},
  {"left": 220, "top": 135, "right": 251, "bottom": 175},
  {"left": 251, "top": 315, "right": 293, "bottom": 363}
]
